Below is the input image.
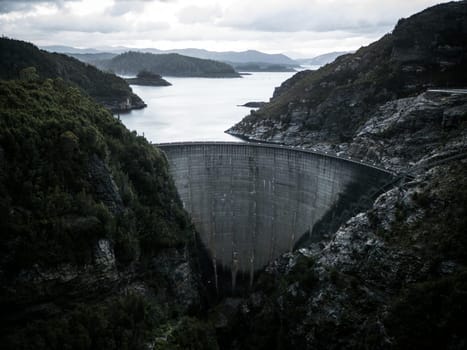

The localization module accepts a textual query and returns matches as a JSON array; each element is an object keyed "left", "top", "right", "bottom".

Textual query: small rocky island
[
  {"left": 125, "top": 70, "right": 171, "bottom": 86},
  {"left": 239, "top": 101, "right": 267, "bottom": 108}
]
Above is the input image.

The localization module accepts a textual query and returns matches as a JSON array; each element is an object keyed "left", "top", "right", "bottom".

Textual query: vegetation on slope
[
  {"left": 232, "top": 62, "right": 296, "bottom": 72},
  {"left": 228, "top": 0, "right": 467, "bottom": 142},
  {"left": 0, "top": 78, "right": 220, "bottom": 349},
  {"left": 99, "top": 51, "right": 241, "bottom": 78},
  {"left": 0, "top": 78, "right": 187, "bottom": 267},
  {"left": 0, "top": 37, "right": 145, "bottom": 111}
]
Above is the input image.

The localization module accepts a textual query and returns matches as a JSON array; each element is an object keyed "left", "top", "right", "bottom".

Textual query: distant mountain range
[
  {"left": 42, "top": 45, "right": 299, "bottom": 67},
  {"left": 40, "top": 45, "right": 103, "bottom": 54},
  {"left": 167, "top": 48, "right": 298, "bottom": 66},
  {"left": 295, "top": 51, "right": 352, "bottom": 67},
  {"left": 42, "top": 45, "right": 353, "bottom": 73}
]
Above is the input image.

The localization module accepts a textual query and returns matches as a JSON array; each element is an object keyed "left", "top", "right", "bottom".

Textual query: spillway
[{"left": 158, "top": 142, "right": 394, "bottom": 291}]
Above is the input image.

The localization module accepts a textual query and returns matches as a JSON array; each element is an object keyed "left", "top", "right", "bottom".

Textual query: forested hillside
[
  {"left": 0, "top": 38, "right": 145, "bottom": 111},
  {"left": 0, "top": 78, "right": 217, "bottom": 349}
]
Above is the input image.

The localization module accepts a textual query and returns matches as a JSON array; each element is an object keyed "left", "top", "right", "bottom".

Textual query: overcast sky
[{"left": 0, "top": 0, "right": 451, "bottom": 57}]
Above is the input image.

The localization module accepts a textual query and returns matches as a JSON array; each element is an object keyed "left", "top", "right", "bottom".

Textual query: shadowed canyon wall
[{"left": 158, "top": 142, "right": 394, "bottom": 291}]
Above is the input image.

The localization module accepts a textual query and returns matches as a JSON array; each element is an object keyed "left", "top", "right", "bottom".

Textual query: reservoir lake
[{"left": 118, "top": 72, "right": 296, "bottom": 143}]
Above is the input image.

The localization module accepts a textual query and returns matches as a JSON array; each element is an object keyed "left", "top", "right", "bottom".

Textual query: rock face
[
  {"left": 150, "top": 247, "right": 201, "bottom": 312},
  {"left": 240, "top": 101, "right": 267, "bottom": 108},
  {"left": 347, "top": 91, "right": 467, "bottom": 171},
  {"left": 230, "top": 90, "right": 467, "bottom": 171},
  {"left": 3, "top": 238, "right": 120, "bottom": 321},
  {"left": 223, "top": 161, "right": 467, "bottom": 349},
  {"left": 217, "top": 2, "right": 467, "bottom": 349},
  {"left": 96, "top": 93, "right": 147, "bottom": 112},
  {"left": 227, "top": 1, "right": 467, "bottom": 159},
  {"left": 88, "top": 154, "right": 124, "bottom": 214}
]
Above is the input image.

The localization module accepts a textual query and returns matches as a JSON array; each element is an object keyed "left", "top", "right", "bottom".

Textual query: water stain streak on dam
[{"left": 158, "top": 142, "right": 393, "bottom": 290}]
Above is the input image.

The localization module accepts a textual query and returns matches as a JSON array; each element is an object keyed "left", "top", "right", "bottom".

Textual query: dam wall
[{"left": 158, "top": 142, "right": 394, "bottom": 290}]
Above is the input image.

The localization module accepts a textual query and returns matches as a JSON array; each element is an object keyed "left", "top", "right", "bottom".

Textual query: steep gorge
[
  {"left": 1, "top": 2, "right": 467, "bottom": 349},
  {"left": 216, "top": 2, "right": 467, "bottom": 349}
]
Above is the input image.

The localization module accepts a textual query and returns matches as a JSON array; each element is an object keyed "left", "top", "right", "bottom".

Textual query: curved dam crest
[{"left": 158, "top": 142, "right": 394, "bottom": 291}]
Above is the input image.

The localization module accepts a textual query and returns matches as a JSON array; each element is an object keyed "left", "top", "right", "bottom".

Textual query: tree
[{"left": 19, "top": 66, "right": 39, "bottom": 81}]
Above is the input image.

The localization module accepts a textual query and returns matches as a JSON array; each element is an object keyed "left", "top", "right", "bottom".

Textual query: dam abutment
[{"left": 158, "top": 142, "right": 394, "bottom": 293}]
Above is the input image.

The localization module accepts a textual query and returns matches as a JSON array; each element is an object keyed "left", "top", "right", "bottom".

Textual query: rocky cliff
[
  {"left": 227, "top": 1, "right": 467, "bottom": 169},
  {"left": 218, "top": 92, "right": 467, "bottom": 349},
  {"left": 222, "top": 160, "right": 466, "bottom": 349},
  {"left": 217, "top": 2, "right": 467, "bottom": 349}
]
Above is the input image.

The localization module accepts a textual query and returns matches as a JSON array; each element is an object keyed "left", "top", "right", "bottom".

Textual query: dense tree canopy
[{"left": 0, "top": 37, "right": 144, "bottom": 110}]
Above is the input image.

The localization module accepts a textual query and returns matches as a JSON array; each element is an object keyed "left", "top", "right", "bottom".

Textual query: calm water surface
[{"left": 119, "top": 72, "right": 295, "bottom": 143}]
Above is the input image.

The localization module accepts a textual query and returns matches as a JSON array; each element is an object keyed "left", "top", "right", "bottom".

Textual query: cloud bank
[{"left": 0, "top": 0, "right": 452, "bottom": 57}]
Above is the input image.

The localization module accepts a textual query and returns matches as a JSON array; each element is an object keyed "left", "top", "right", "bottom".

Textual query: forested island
[
  {"left": 232, "top": 63, "right": 296, "bottom": 72},
  {"left": 125, "top": 71, "right": 172, "bottom": 86},
  {"left": 97, "top": 51, "right": 241, "bottom": 78},
  {"left": 62, "top": 48, "right": 299, "bottom": 73}
]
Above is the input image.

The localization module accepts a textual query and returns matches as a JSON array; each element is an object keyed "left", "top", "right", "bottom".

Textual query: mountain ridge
[
  {"left": 227, "top": 0, "right": 467, "bottom": 151},
  {"left": 296, "top": 51, "right": 352, "bottom": 67},
  {"left": 42, "top": 45, "right": 299, "bottom": 66},
  {"left": 0, "top": 37, "right": 145, "bottom": 112}
]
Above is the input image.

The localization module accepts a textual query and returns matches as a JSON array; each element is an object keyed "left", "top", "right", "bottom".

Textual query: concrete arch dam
[{"left": 158, "top": 142, "right": 394, "bottom": 290}]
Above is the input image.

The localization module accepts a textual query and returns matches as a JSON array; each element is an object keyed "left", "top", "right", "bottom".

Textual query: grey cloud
[
  {"left": 113, "top": 0, "right": 175, "bottom": 2},
  {"left": 177, "top": 5, "right": 222, "bottom": 24},
  {"left": 220, "top": 0, "right": 440, "bottom": 34},
  {"left": 242, "top": 16, "right": 394, "bottom": 34},
  {"left": 39, "top": 20, "right": 121, "bottom": 34},
  {"left": 17, "top": 13, "right": 122, "bottom": 33},
  {"left": 0, "top": 0, "right": 77, "bottom": 13},
  {"left": 109, "top": 1, "right": 147, "bottom": 16},
  {"left": 222, "top": 11, "right": 393, "bottom": 34},
  {"left": 9, "top": 10, "right": 170, "bottom": 35},
  {"left": 0, "top": 0, "right": 170, "bottom": 14},
  {"left": 109, "top": 0, "right": 176, "bottom": 16}
]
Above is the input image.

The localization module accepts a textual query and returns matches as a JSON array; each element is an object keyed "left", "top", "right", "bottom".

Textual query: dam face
[{"left": 158, "top": 142, "right": 393, "bottom": 291}]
